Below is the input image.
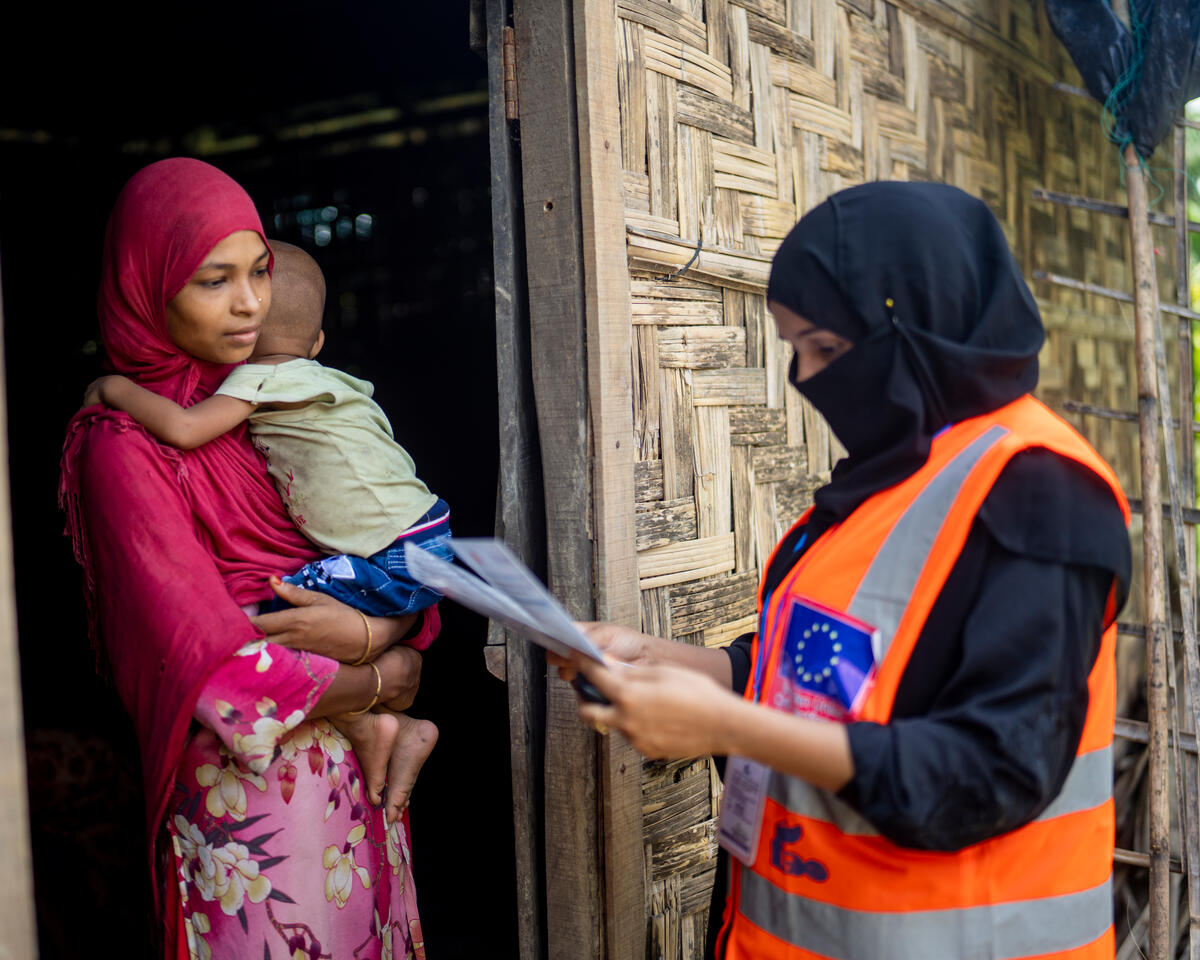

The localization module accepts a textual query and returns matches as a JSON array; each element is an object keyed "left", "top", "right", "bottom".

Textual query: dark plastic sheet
[{"left": 1046, "top": 0, "right": 1200, "bottom": 158}]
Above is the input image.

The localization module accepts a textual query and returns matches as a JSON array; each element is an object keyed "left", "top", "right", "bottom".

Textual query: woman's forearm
[
  {"left": 370, "top": 611, "right": 418, "bottom": 654},
  {"left": 311, "top": 644, "right": 423, "bottom": 717},
  {"left": 311, "top": 663, "right": 381, "bottom": 717},
  {"left": 721, "top": 697, "right": 854, "bottom": 793},
  {"left": 649, "top": 634, "right": 734, "bottom": 688}
]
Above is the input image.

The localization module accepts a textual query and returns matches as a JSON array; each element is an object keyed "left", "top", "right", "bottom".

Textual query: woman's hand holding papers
[
  {"left": 551, "top": 621, "right": 854, "bottom": 788},
  {"left": 547, "top": 622, "right": 662, "bottom": 684},
  {"left": 572, "top": 657, "right": 742, "bottom": 759},
  {"left": 550, "top": 620, "right": 743, "bottom": 758}
]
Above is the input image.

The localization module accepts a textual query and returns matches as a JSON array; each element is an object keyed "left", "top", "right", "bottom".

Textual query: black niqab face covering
[{"left": 768, "top": 182, "right": 1045, "bottom": 528}]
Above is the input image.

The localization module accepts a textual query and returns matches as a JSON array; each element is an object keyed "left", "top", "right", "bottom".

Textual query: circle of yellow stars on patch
[{"left": 794, "top": 621, "right": 842, "bottom": 684}]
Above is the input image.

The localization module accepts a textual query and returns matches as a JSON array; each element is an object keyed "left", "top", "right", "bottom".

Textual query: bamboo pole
[
  {"left": 1126, "top": 141, "right": 1172, "bottom": 959},
  {"left": 1173, "top": 122, "right": 1200, "bottom": 960}
]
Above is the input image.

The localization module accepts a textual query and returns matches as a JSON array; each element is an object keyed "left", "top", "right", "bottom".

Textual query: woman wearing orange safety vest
[{"left": 556, "top": 182, "right": 1131, "bottom": 960}]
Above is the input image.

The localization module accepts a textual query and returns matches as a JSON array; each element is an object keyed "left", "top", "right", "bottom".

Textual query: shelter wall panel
[
  {"left": 619, "top": 18, "right": 649, "bottom": 174},
  {"left": 657, "top": 326, "right": 747, "bottom": 368},
  {"left": 632, "top": 296, "right": 723, "bottom": 325},
  {"left": 625, "top": 169, "right": 652, "bottom": 212},
  {"left": 641, "top": 584, "right": 672, "bottom": 637},
  {"left": 669, "top": 570, "right": 760, "bottom": 634},
  {"left": 677, "top": 85, "right": 755, "bottom": 142},
  {"left": 635, "top": 458, "right": 666, "bottom": 502},
  {"left": 638, "top": 533, "right": 736, "bottom": 588},
  {"left": 693, "top": 406, "right": 734, "bottom": 537},
  {"left": 705, "top": 612, "right": 760, "bottom": 647},
  {"left": 589, "top": 0, "right": 1144, "bottom": 952},
  {"left": 729, "top": 406, "right": 787, "bottom": 445},
  {"left": 636, "top": 497, "right": 700, "bottom": 550},
  {"left": 692, "top": 368, "right": 768, "bottom": 405},
  {"left": 634, "top": 325, "right": 663, "bottom": 460}
]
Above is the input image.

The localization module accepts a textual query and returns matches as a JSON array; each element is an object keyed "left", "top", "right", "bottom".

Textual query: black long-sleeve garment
[{"left": 706, "top": 449, "right": 1130, "bottom": 956}]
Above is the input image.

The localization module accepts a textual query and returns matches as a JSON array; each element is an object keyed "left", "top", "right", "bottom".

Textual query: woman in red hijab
[{"left": 61, "top": 158, "right": 436, "bottom": 960}]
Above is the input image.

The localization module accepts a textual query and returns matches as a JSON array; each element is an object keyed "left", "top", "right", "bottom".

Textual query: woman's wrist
[
  {"left": 312, "top": 661, "right": 384, "bottom": 717},
  {"left": 366, "top": 611, "right": 419, "bottom": 656}
]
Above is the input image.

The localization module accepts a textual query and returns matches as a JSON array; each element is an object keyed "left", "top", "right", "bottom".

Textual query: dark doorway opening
[{"left": 1, "top": 5, "right": 515, "bottom": 957}]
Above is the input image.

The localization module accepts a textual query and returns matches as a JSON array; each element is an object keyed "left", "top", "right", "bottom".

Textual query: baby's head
[{"left": 252, "top": 241, "right": 326, "bottom": 360}]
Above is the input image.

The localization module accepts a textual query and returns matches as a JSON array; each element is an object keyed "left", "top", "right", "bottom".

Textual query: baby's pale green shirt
[{"left": 216, "top": 358, "right": 436, "bottom": 556}]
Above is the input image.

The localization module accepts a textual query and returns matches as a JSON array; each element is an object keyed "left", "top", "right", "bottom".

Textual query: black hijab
[{"left": 766, "top": 181, "right": 1044, "bottom": 532}]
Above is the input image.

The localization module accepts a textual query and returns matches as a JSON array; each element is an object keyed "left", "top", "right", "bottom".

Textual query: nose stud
[{"left": 258, "top": 297, "right": 263, "bottom": 302}]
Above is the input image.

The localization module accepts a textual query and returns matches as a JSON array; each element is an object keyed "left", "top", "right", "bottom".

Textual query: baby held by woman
[{"left": 85, "top": 241, "right": 444, "bottom": 822}]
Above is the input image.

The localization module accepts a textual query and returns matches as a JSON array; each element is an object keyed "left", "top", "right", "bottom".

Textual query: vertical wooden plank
[
  {"left": 641, "top": 584, "right": 671, "bottom": 638},
  {"left": 647, "top": 71, "right": 679, "bottom": 223},
  {"left": 785, "top": 368, "right": 805, "bottom": 446},
  {"left": 617, "top": 17, "right": 647, "bottom": 174},
  {"left": 723, "top": 288, "right": 744, "bottom": 330},
  {"left": 487, "top": 2, "right": 548, "bottom": 957},
  {"left": 771, "top": 70, "right": 794, "bottom": 206},
  {"left": 574, "top": 2, "right": 646, "bottom": 957},
  {"left": 707, "top": 0, "right": 731, "bottom": 65},
  {"left": 813, "top": 0, "right": 836, "bottom": 76},
  {"left": 731, "top": 445, "right": 757, "bottom": 572},
  {"left": 661, "top": 368, "right": 697, "bottom": 499},
  {"left": 748, "top": 41, "right": 775, "bottom": 154},
  {"left": 745, "top": 292, "right": 765, "bottom": 368},
  {"left": 728, "top": 5, "right": 752, "bottom": 111},
  {"left": 677, "top": 124, "right": 713, "bottom": 242},
  {"left": 694, "top": 406, "right": 733, "bottom": 537},
  {"left": 0, "top": 258, "right": 35, "bottom": 960},
  {"left": 753, "top": 479, "right": 779, "bottom": 570},
  {"left": 800, "top": 393, "right": 831, "bottom": 474},
  {"left": 634, "top": 324, "right": 663, "bottom": 461},
  {"left": 835, "top": 6, "right": 852, "bottom": 113},
  {"left": 513, "top": 1, "right": 603, "bottom": 956},
  {"left": 789, "top": 0, "right": 812, "bottom": 37},
  {"left": 764, "top": 303, "right": 786, "bottom": 408}
]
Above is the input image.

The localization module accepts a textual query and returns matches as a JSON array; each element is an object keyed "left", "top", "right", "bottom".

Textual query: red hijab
[{"left": 59, "top": 159, "right": 321, "bottom": 860}]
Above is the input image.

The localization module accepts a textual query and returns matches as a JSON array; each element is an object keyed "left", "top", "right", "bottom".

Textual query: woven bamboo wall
[{"left": 599, "top": 0, "right": 1161, "bottom": 955}]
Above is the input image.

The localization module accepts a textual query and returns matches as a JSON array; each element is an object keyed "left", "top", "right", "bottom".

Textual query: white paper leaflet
[{"left": 403, "top": 538, "right": 604, "bottom": 662}]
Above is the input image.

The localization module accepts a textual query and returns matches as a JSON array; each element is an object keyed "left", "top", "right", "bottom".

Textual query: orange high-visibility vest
[{"left": 717, "top": 394, "right": 1129, "bottom": 960}]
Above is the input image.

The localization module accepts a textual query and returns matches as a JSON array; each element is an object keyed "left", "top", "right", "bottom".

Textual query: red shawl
[{"left": 58, "top": 158, "right": 322, "bottom": 861}]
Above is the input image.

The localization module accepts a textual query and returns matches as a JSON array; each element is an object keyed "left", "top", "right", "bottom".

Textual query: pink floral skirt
[{"left": 167, "top": 719, "right": 425, "bottom": 960}]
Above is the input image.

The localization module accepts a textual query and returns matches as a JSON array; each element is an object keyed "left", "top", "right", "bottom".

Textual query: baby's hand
[{"left": 82, "top": 375, "right": 126, "bottom": 409}]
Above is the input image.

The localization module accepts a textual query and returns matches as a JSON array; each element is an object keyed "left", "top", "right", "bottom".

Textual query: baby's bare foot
[
  {"left": 336, "top": 710, "right": 400, "bottom": 807},
  {"left": 384, "top": 714, "right": 439, "bottom": 823}
]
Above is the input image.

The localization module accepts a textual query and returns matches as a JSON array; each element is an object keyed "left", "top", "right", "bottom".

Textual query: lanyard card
[
  {"left": 717, "top": 756, "right": 770, "bottom": 864},
  {"left": 769, "top": 596, "right": 879, "bottom": 722}
]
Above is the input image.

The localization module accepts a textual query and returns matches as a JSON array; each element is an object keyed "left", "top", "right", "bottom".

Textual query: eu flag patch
[{"left": 769, "top": 597, "right": 878, "bottom": 722}]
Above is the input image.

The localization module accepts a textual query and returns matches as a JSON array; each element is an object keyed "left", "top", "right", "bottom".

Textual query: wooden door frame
[
  {"left": 492, "top": 0, "right": 644, "bottom": 955},
  {"left": 0, "top": 256, "right": 39, "bottom": 957}
]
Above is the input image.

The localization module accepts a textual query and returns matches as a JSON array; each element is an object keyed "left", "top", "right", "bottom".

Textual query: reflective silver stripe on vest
[
  {"left": 766, "top": 744, "right": 1112, "bottom": 836},
  {"left": 766, "top": 774, "right": 879, "bottom": 836},
  {"left": 845, "top": 425, "right": 1009, "bottom": 665},
  {"left": 738, "top": 871, "right": 1112, "bottom": 960},
  {"left": 1035, "top": 745, "right": 1112, "bottom": 822}
]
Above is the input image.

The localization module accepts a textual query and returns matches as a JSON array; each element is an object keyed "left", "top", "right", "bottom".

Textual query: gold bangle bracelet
[
  {"left": 350, "top": 610, "right": 373, "bottom": 666},
  {"left": 346, "top": 662, "right": 382, "bottom": 715}
]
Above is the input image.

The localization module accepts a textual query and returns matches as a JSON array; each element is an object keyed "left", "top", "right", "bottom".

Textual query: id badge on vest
[{"left": 717, "top": 755, "right": 770, "bottom": 864}]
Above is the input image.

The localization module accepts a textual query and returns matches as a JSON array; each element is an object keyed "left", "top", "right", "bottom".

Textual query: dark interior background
[{"left": 0, "top": 4, "right": 515, "bottom": 957}]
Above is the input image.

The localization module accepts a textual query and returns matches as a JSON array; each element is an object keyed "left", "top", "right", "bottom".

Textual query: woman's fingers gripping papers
[
  {"left": 547, "top": 621, "right": 658, "bottom": 684},
  {"left": 576, "top": 658, "right": 737, "bottom": 760}
]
